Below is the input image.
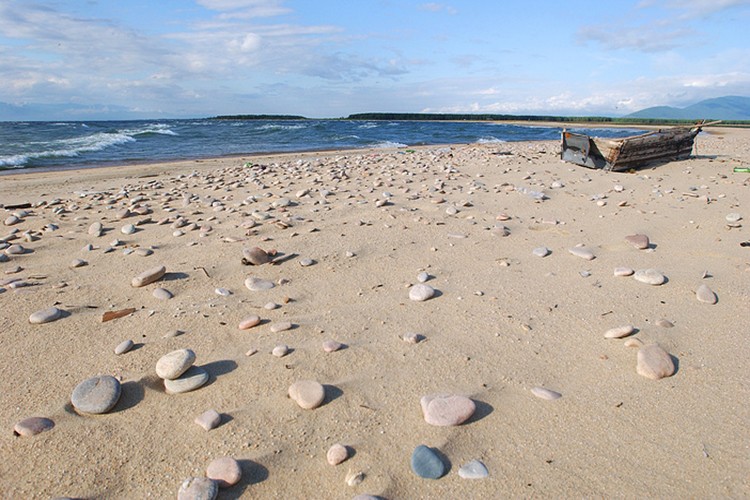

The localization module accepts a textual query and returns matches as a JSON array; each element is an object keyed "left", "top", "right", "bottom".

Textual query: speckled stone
[
  {"left": 625, "top": 234, "right": 650, "bottom": 250},
  {"left": 288, "top": 380, "right": 325, "bottom": 409},
  {"left": 164, "top": 366, "right": 209, "bottom": 394},
  {"left": 155, "top": 349, "right": 196, "bottom": 380},
  {"left": 195, "top": 409, "right": 221, "bottom": 431},
  {"left": 29, "top": 307, "right": 63, "bottom": 324},
  {"left": 14, "top": 416, "right": 55, "bottom": 437},
  {"left": 411, "top": 445, "right": 446, "bottom": 479},
  {"left": 409, "top": 283, "right": 435, "bottom": 301},
  {"left": 177, "top": 477, "right": 218, "bottom": 500},
  {"left": 420, "top": 394, "right": 476, "bottom": 426},
  {"left": 272, "top": 344, "right": 289, "bottom": 357},
  {"left": 270, "top": 321, "right": 292, "bottom": 333},
  {"left": 696, "top": 284, "right": 717, "bottom": 304},
  {"left": 327, "top": 443, "right": 349, "bottom": 465},
  {"left": 637, "top": 344, "right": 675, "bottom": 380},
  {"left": 114, "top": 339, "right": 134, "bottom": 355},
  {"left": 206, "top": 457, "right": 242, "bottom": 488},
  {"left": 322, "top": 339, "right": 343, "bottom": 352},
  {"left": 633, "top": 268, "right": 666, "bottom": 285},
  {"left": 152, "top": 287, "right": 173, "bottom": 300},
  {"left": 71, "top": 375, "right": 121, "bottom": 414}
]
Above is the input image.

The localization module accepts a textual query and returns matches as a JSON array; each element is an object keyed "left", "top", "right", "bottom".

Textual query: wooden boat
[{"left": 560, "top": 122, "right": 718, "bottom": 171}]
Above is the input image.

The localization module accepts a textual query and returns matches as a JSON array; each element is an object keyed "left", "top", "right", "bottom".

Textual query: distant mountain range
[{"left": 625, "top": 96, "right": 750, "bottom": 120}]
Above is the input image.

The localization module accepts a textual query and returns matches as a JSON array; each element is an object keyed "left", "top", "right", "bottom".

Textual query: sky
[{"left": 0, "top": 0, "right": 748, "bottom": 120}]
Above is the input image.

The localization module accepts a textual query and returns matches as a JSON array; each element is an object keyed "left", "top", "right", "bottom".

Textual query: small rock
[
  {"left": 272, "top": 344, "right": 289, "bottom": 357},
  {"left": 14, "top": 417, "right": 55, "bottom": 437},
  {"left": 411, "top": 445, "right": 446, "bottom": 479},
  {"left": 245, "top": 276, "right": 275, "bottom": 291},
  {"left": 322, "top": 339, "right": 343, "bottom": 352},
  {"left": 409, "top": 283, "right": 435, "bottom": 301},
  {"left": 206, "top": 456, "right": 242, "bottom": 488},
  {"left": 156, "top": 348, "right": 196, "bottom": 380},
  {"left": 71, "top": 375, "right": 121, "bottom": 414},
  {"left": 239, "top": 315, "right": 261, "bottom": 329},
  {"left": 624, "top": 338, "right": 644, "bottom": 348},
  {"left": 195, "top": 409, "right": 221, "bottom": 431},
  {"left": 530, "top": 387, "right": 562, "bottom": 400},
  {"left": 135, "top": 248, "right": 153, "bottom": 257},
  {"left": 288, "top": 380, "right": 325, "bottom": 409},
  {"left": 270, "top": 321, "right": 292, "bottom": 333},
  {"left": 29, "top": 307, "right": 63, "bottom": 324},
  {"left": 132, "top": 265, "right": 166, "bottom": 287},
  {"left": 725, "top": 212, "right": 742, "bottom": 223},
  {"left": 604, "top": 325, "right": 635, "bottom": 339},
  {"left": 114, "top": 339, "right": 134, "bottom": 355},
  {"left": 625, "top": 234, "right": 650, "bottom": 250},
  {"left": 299, "top": 258, "right": 314, "bottom": 267},
  {"left": 633, "top": 268, "right": 666, "bottom": 285},
  {"left": 568, "top": 246, "right": 595, "bottom": 260},
  {"left": 532, "top": 246, "right": 550, "bottom": 257},
  {"left": 88, "top": 222, "right": 103, "bottom": 236},
  {"left": 5, "top": 215, "right": 21, "bottom": 226},
  {"left": 417, "top": 271, "right": 430, "bottom": 283},
  {"left": 242, "top": 247, "right": 271, "bottom": 265},
  {"left": 177, "top": 477, "right": 218, "bottom": 500},
  {"left": 327, "top": 443, "right": 349, "bottom": 465},
  {"left": 696, "top": 284, "right": 717, "bottom": 304},
  {"left": 346, "top": 470, "right": 365, "bottom": 487},
  {"left": 69, "top": 258, "right": 87, "bottom": 268},
  {"left": 164, "top": 366, "right": 209, "bottom": 394},
  {"left": 613, "top": 267, "right": 634, "bottom": 277},
  {"left": 656, "top": 318, "right": 674, "bottom": 328},
  {"left": 403, "top": 332, "right": 424, "bottom": 344},
  {"left": 420, "top": 394, "right": 476, "bottom": 426},
  {"left": 264, "top": 302, "right": 280, "bottom": 310},
  {"left": 121, "top": 224, "right": 136, "bottom": 235},
  {"left": 458, "top": 459, "right": 489, "bottom": 479},
  {"left": 637, "top": 344, "right": 675, "bottom": 380},
  {"left": 215, "top": 287, "right": 231, "bottom": 296},
  {"left": 153, "top": 287, "right": 173, "bottom": 300},
  {"left": 5, "top": 244, "right": 25, "bottom": 255}
]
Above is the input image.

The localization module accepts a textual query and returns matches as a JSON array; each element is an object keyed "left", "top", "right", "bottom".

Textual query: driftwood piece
[{"left": 102, "top": 308, "right": 136, "bottom": 323}]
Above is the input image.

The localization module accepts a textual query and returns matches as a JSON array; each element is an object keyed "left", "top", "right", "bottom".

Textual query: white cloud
[{"left": 418, "top": 3, "right": 458, "bottom": 15}]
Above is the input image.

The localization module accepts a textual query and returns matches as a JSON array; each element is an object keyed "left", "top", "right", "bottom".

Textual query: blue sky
[{"left": 0, "top": 0, "right": 748, "bottom": 119}]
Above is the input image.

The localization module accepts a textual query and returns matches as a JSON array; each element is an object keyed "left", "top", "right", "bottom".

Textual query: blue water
[{"left": 0, "top": 119, "right": 644, "bottom": 172}]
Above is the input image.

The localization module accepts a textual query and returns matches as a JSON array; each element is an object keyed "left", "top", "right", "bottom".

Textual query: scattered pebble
[
  {"left": 633, "top": 268, "right": 666, "bottom": 285},
  {"left": 656, "top": 318, "right": 674, "bottom": 328},
  {"left": 625, "top": 234, "right": 650, "bottom": 250},
  {"left": 272, "top": 344, "right": 290, "bottom": 357},
  {"left": 71, "top": 375, "right": 122, "bottom": 414},
  {"left": 245, "top": 276, "right": 275, "bottom": 291},
  {"left": 132, "top": 265, "right": 166, "bottom": 287},
  {"left": 214, "top": 287, "right": 232, "bottom": 296},
  {"left": 206, "top": 456, "right": 242, "bottom": 488},
  {"left": 696, "top": 284, "right": 717, "bottom": 304},
  {"left": 420, "top": 394, "right": 476, "bottom": 426},
  {"left": 416, "top": 271, "right": 430, "bottom": 283},
  {"left": 153, "top": 287, "right": 173, "bottom": 300},
  {"left": 288, "top": 380, "right": 325, "bottom": 409},
  {"left": 322, "top": 339, "right": 343, "bottom": 352},
  {"left": 411, "top": 445, "right": 446, "bottom": 479},
  {"left": 409, "top": 283, "right": 435, "bottom": 301},
  {"left": 604, "top": 325, "right": 635, "bottom": 339},
  {"left": 177, "top": 477, "right": 218, "bottom": 500},
  {"left": 458, "top": 459, "right": 489, "bottom": 479},
  {"left": 614, "top": 267, "right": 634, "bottom": 277},
  {"left": 402, "top": 332, "right": 424, "bottom": 344},
  {"left": 270, "top": 321, "right": 292, "bottom": 333},
  {"left": 531, "top": 387, "right": 562, "bottom": 400},
  {"left": 299, "top": 258, "right": 314, "bottom": 267},
  {"left": 156, "top": 348, "right": 196, "bottom": 380},
  {"left": 532, "top": 246, "right": 550, "bottom": 257},
  {"left": 114, "top": 339, "right": 134, "bottom": 355},
  {"left": 69, "top": 258, "right": 87, "bottom": 268},
  {"left": 194, "top": 409, "right": 221, "bottom": 431},
  {"left": 568, "top": 247, "right": 595, "bottom": 260},
  {"left": 239, "top": 315, "right": 261, "bottom": 329},
  {"left": 637, "top": 344, "right": 675, "bottom": 380},
  {"left": 624, "top": 338, "right": 644, "bottom": 348},
  {"left": 164, "top": 366, "right": 209, "bottom": 394},
  {"left": 13, "top": 416, "right": 55, "bottom": 437},
  {"left": 242, "top": 247, "right": 272, "bottom": 265},
  {"left": 327, "top": 443, "right": 349, "bottom": 465},
  {"left": 29, "top": 307, "right": 63, "bottom": 324},
  {"left": 725, "top": 212, "right": 742, "bottom": 223}
]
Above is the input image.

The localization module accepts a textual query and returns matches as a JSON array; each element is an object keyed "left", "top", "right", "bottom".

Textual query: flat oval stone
[
  {"left": 245, "top": 276, "right": 275, "bottom": 291},
  {"left": 156, "top": 348, "right": 196, "bottom": 380},
  {"left": 242, "top": 247, "right": 271, "bottom": 265},
  {"left": 288, "top": 380, "right": 325, "bottom": 409},
  {"left": 238, "top": 315, "right": 261, "bottom": 329},
  {"left": 215, "top": 287, "right": 231, "bottom": 296},
  {"left": 458, "top": 459, "right": 489, "bottom": 479},
  {"left": 131, "top": 265, "right": 166, "bottom": 287},
  {"left": 299, "top": 258, "right": 314, "bottom": 267},
  {"left": 409, "top": 283, "right": 435, "bottom": 301},
  {"left": 29, "top": 307, "right": 63, "bottom": 324},
  {"left": 152, "top": 287, "right": 173, "bottom": 300},
  {"left": 633, "top": 268, "right": 666, "bottom": 285},
  {"left": 5, "top": 244, "right": 25, "bottom": 255},
  {"left": 270, "top": 321, "right": 292, "bottom": 333},
  {"left": 114, "top": 339, "right": 134, "bottom": 355},
  {"left": 71, "top": 375, "right": 121, "bottom": 414},
  {"left": 206, "top": 456, "right": 242, "bottom": 488},
  {"left": 696, "top": 284, "right": 717, "bottom": 304},
  {"left": 726, "top": 212, "right": 742, "bottom": 223},
  {"left": 604, "top": 325, "right": 635, "bottom": 339},
  {"left": 625, "top": 234, "right": 650, "bottom": 249},
  {"left": 637, "top": 344, "right": 675, "bottom": 380},
  {"left": 420, "top": 394, "right": 476, "bottom": 426},
  {"left": 532, "top": 246, "right": 550, "bottom": 257},
  {"left": 88, "top": 222, "right": 103, "bottom": 236},
  {"left": 195, "top": 409, "right": 222, "bottom": 431},
  {"left": 614, "top": 267, "right": 635, "bottom": 277},
  {"left": 14, "top": 416, "right": 55, "bottom": 437},
  {"left": 322, "top": 339, "right": 343, "bottom": 352},
  {"left": 568, "top": 246, "right": 595, "bottom": 260},
  {"left": 531, "top": 386, "right": 562, "bottom": 400},
  {"left": 327, "top": 443, "right": 349, "bottom": 465},
  {"left": 121, "top": 224, "right": 136, "bottom": 235},
  {"left": 411, "top": 445, "right": 446, "bottom": 479},
  {"left": 69, "top": 258, "right": 87, "bottom": 268},
  {"left": 417, "top": 271, "right": 430, "bottom": 283},
  {"left": 135, "top": 248, "right": 153, "bottom": 257},
  {"left": 272, "top": 344, "right": 289, "bottom": 357},
  {"left": 4, "top": 215, "right": 21, "bottom": 226},
  {"left": 177, "top": 477, "right": 218, "bottom": 500},
  {"left": 164, "top": 365, "right": 209, "bottom": 394},
  {"left": 656, "top": 318, "right": 674, "bottom": 328}
]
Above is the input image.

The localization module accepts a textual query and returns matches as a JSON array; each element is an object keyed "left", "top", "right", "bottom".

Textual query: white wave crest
[
  {"left": 374, "top": 141, "right": 408, "bottom": 148},
  {"left": 476, "top": 136, "right": 506, "bottom": 144},
  {"left": 257, "top": 123, "right": 307, "bottom": 131}
]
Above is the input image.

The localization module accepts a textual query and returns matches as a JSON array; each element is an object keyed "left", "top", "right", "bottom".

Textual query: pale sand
[{"left": 1, "top": 128, "right": 748, "bottom": 498}]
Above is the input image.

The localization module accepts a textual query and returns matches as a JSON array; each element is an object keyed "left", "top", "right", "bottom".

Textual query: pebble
[
  {"left": 29, "top": 307, "right": 63, "bottom": 324},
  {"left": 131, "top": 265, "right": 166, "bottom": 287},
  {"left": 215, "top": 287, "right": 231, "bottom": 296},
  {"left": 264, "top": 302, "right": 280, "bottom": 310},
  {"left": 288, "top": 380, "right": 326, "bottom": 409},
  {"left": 530, "top": 387, "right": 562, "bottom": 400},
  {"left": 206, "top": 456, "right": 242, "bottom": 488},
  {"left": 613, "top": 267, "right": 634, "bottom": 277},
  {"left": 245, "top": 276, "right": 275, "bottom": 291},
  {"left": 121, "top": 224, "right": 136, "bottom": 235},
  {"left": 417, "top": 271, "right": 430, "bottom": 283},
  {"left": 272, "top": 344, "right": 290, "bottom": 357},
  {"left": 403, "top": 332, "right": 424, "bottom": 344},
  {"left": 696, "top": 284, "right": 717, "bottom": 304},
  {"left": 69, "top": 258, "right": 87, "bottom": 268},
  {"left": 71, "top": 375, "right": 122, "bottom": 414},
  {"left": 633, "top": 268, "right": 666, "bottom": 285},
  {"left": 88, "top": 222, "right": 103, "bottom": 236},
  {"left": 238, "top": 315, "right": 261, "bottom": 329},
  {"left": 625, "top": 234, "right": 650, "bottom": 249},
  {"left": 420, "top": 394, "right": 476, "bottom": 426},
  {"left": 656, "top": 318, "right": 674, "bottom": 328},
  {"left": 195, "top": 409, "right": 222, "bottom": 431},
  {"left": 458, "top": 459, "right": 489, "bottom": 479},
  {"left": 322, "top": 339, "right": 343, "bottom": 352},
  {"left": 624, "top": 338, "right": 644, "bottom": 348},
  {"left": 409, "top": 283, "right": 435, "bottom": 301},
  {"left": 725, "top": 212, "right": 742, "bottom": 223},
  {"left": 411, "top": 445, "right": 446, "bottom": 479},
  {"left": 604, "top": 325, "right": 635, "bottom": 339},
  {"left": 270, "top": 321, "right": 292, "bottom": 333},
  {"left": 4, "top": 215, "right": 21, "bottom": 226},
  {"left": 5, "top": 244, "right": 25, "bottom": 255},
  {"left": 156, "top": 348, "right": 196, "bottom": 380},
  {"left": 299, "top": 258, "right": 314, "bottom": 267},
  {"left": 568, "top": 246, "right": 595, "bottom": 260},
  {"left": 13, "top": 416, "right": 55, "bottom": 437},
  {"left": 637, "top": 344, "right": 675, "bottom": 380},
  {"left": 152, "top": 287, "right": 173, "bottom": 300},
  {"left": 532, "top": 246, "right": 550, "bottom": 257},
  {"left": 177, "top": 477, "right": 218, "bottom": 500},
  {"left": 327, "top": 443, "right": 349, "bottom": 465},
  {"left": 164, "top": 366, "right": 209, "bottom": 394},
  {"left": 135, "top": 248, "right": 153, "bottom": 257},
  {"left": 242, "top": 247, "right": 271, "bottom": 265},
  {"left": 114, "top": 339, "right": 134, "bottom": 355}
]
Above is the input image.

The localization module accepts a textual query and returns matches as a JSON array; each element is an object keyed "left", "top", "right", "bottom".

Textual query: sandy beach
[{"left": 1, "top": 128, "right": 748, "bottom": 499}]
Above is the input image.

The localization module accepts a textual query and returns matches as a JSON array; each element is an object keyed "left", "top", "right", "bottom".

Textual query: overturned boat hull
[{"left": 561, "top": 126, "right": 703, "bottom": 172}]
